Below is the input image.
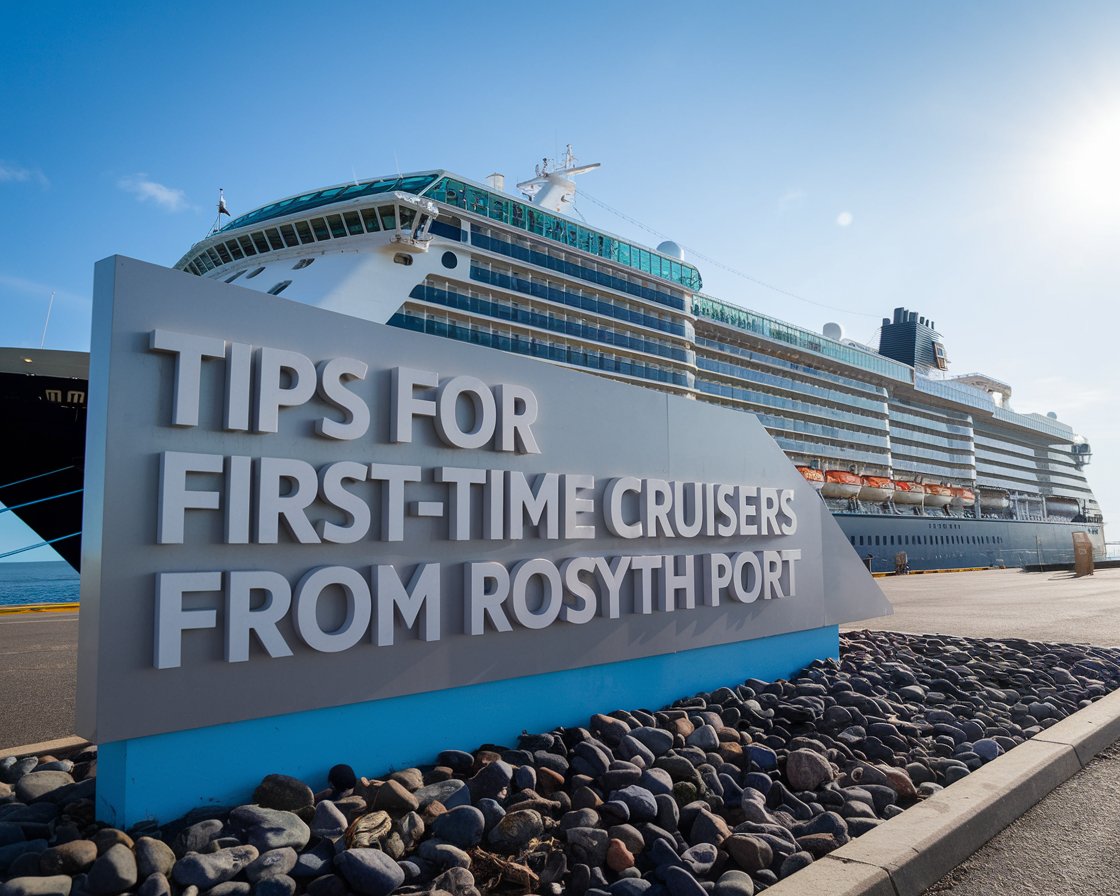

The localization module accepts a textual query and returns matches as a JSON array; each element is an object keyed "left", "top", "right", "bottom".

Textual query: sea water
[{"left": 0, "top": 560, "right": 79, "bottom": 607}]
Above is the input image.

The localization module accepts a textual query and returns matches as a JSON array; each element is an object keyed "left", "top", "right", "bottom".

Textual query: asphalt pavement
[{"left": 0, "top": 610, "right": 77, "bottom": 750}]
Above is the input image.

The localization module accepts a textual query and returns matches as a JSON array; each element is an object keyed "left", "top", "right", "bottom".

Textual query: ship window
[
  {"left": 343, "top": 211, "right": 364, "bottom": 236},
  {"left": 225, "top": 270, "right": 245, "bottom": 283},
  {"left": 311, "top": 218, "right": 330, "bottom": 241},
  {"left": 400, "top": 208, "right": 415, "bottom": 230},
  {"left": 267, "top": 280, "right": 292, "bottom": 295},
  {"left": 266, "top": 229, "right": 284, "bottom": 250},
  {"left": 292, "top": 258, "right": 314, "bottom": 270},
  {"left": 226, "top": 240, "right": 244, "bottom": 260},
  {"left": 238, "top": 236, "right": 257, "bottom": 256},
  {"left": 379, "top": 207, "right": 397, "bottom": 230},
  {"left": 393, "top": 253, "right": 413, "bottom": 266},
  {"left": 327, "top": 215, "right": 347, "bottom": 239},
  {"left": 361, "top": 207, "right": 381, "bottom": 232},
  {"left": 850, "top": 536, "right": 856, "bottom": 546},
  {"left": 279, "top": 224, "right": 300, "bottom": 247},
  {"left": 214, "top": 243, "right": 232, "bottom": 264},
  {"left": 295, "top": 221, "right": 315, "bottom": 244},
  {"left": 252, "top": 232, "right": 270, "bottom": 253},
  {"left": 206, "top": 248, "right": 223, "bottom": 268},
  {"left": 246, "top": 266, "right": 265, "bottom": 279},
  {"left": 441, "top": 251, "right": 458, "bottom": 270}
]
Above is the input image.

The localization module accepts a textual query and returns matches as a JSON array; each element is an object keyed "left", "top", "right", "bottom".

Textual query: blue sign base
[{"left": 96, "top": 625, "right": 838, "bottom": 826}]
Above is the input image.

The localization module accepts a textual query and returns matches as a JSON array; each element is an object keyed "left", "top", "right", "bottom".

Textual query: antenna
[{"left": 40, "top": 291, "right": 55, "bottom": 348}]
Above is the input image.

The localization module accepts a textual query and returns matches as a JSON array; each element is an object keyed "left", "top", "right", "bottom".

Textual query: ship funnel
[{"left": 486, "top": 173, "right": 505, "bottom": 192}]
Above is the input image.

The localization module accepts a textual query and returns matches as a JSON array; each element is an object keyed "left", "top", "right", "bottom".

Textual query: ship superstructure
[{"left": 9, "top": 153, "right": 1100, "bottom": 572}]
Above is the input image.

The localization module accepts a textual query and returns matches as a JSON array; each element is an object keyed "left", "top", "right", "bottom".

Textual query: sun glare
[{"left": 1050, "top": 104, "right": 1120, "bottom": 216}]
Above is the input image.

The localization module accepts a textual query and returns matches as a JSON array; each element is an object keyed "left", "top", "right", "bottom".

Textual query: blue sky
[{"left": 3, "top": 1, "right": 1119, "bottom": 559}]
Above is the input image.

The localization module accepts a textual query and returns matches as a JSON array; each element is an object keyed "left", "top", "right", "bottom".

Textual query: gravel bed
[{"left": 3, "top": 630, "right": 1120, "bottom": 896}]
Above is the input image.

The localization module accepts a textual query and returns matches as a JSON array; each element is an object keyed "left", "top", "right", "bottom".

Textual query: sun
[{"left": 1050, "top": 103, "right": 1120, "bottom": 216}]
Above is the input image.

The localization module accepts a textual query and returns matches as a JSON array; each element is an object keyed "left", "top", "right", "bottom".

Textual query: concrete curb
[
  {"left": 0, "top": 735, "right": 90, "bottom": 760},
  {"left": 763, "top": 686, "right": 1120, "bottom": 896}
]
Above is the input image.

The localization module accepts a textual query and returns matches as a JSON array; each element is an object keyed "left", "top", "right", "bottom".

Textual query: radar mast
[{"left": 516, "top": 145, "right": 600, "bottom": 215}]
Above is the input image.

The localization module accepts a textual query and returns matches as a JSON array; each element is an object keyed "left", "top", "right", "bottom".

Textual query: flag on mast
[{"left": 217, "top": 189, "right": 230, "bottom": 217}]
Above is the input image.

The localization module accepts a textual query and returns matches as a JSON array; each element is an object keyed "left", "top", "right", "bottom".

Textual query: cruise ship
[{"left": 3, "top": 152, "right": 1105, "bottom": 571}]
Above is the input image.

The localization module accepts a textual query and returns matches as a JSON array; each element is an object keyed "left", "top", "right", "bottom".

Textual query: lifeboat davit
[
  {"left": 796, "top": 466, "right": 825, "bottom": 490},
  {"left": 923, "top": 484, "right": 953, "bottom": 508},
  {"left": 821, "top": 470, "right": 862, "bottom": 500},
  {"left": 892, "top": 480, "right": 925, "bottom": 506},
  {"left": 950, "top": 487, "right": 976, "bottom": 509},
  {"left": 978, "top": 487, "right": 1010, "bottom": 512},
  {"left": 858, "top": 476, "right": 896, "bottom": 503}
]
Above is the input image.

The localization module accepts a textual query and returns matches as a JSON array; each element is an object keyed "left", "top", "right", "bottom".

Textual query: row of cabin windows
[
  {"left": 428, "top": 177, "right": 703, "bottom": 291},
  {"left": 471, "top": 229, "right": 688, "bottom": 313},
  {"left": 693, "top": 336, "right": 890, "bottom": 402},
  {"left": 389, "top": 311, "right": 691, "bottom": 388},
  {"left": 470, "top": 262, "right": 688, "bottom": 338},
  {"left": 408, "top": 283, "right": 690, "bottom": 364},
  {"left": 850, "top": 533, "right": 1005, "bottom": 547},
  {"left": 185, "top": 204, "right": 410, "bottom": 276},
  {"left": 695, "top": 357, "right": 888, "bottom": 416}
]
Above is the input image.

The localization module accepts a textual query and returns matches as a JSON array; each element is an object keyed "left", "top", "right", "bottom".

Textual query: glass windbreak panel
[
  {"left": 295, "top": 221, "right": 315, "bottom": 244},
  {"left": 361, "top": 207, "right": 380, "bottom": 231},
  {"left": 279, "top": 224, "right": 300, "bottom": 247},
  {"left": 379, "top": 207, "right": 397, "bottom": 230},
  {"left": 490, "top": 197, "right": 507, "bottom": 222},
  {"left": 320, "top": 188, "right": 344, "bottom": 200},
  {"left": 310, "top": 218, "right": 330, "bottom": 241}
]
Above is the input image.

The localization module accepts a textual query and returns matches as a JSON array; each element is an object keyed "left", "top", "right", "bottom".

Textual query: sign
[{"left": 78, "top": 257, "right": 890, "bottom": 748}]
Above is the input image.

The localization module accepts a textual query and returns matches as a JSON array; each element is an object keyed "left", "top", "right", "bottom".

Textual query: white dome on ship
[
  {"left": 823, "top": 321, "right": 844, "bottom": 342},
  {"left": 656, "top": 240, "right": 684, "bottom": 260}
]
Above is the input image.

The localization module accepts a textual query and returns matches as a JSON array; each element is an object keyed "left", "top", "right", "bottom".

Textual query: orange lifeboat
[
  {"left": 858, "top": 476, "right": 896, "bottom": 503},
  {"left": 950, "top": 487, "right": 976, "bottom": 509},
  {"left": 923, "top": 484, "right": 953, "bottom": 508},
  {"left": 892, "top": 480, "right": 925, "bottom": 506},
  {"left": 821, "top": 470, "right": 862, "bottom": 500},
  {"left": 796, "top": 466, "right": 825, "bottom": 490}
]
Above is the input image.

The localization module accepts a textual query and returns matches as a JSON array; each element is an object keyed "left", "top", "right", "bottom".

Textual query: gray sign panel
[{"left": 77, "top": 256, "right": 890, "bottom": 743}]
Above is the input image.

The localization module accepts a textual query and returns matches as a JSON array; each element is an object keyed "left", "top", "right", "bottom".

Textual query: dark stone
[
  {"left": 39, "top": 839, "right": 97, "bottom": 875},
  {"left": 431, "top": 806, "right": 486, "bottom": 849},
  {"left": 487, "top": 809, "right": 543, "bottom": 853},
  {"left": 173, "top": 846, "right": 259, "bottom": 890},
  {"left": 0, "top": 877, "right": 73, "bottom": 896},
  {"left": 328, "top": 765, "right": 357, "bottom": 792},
  {"left": 245, "top": 848, "right": 297, "bottom": 883},
  {"left": 135, "top": 837, "right": 176, "bottom": 878},
  {"left": 86, "top": 843, "right": 138, "bottom": 895},
  {"left": 252, "top": 775, "right": 314, "bottom": 813},
  {"left": 228, "top": 806, "right": 310, "bottom": 851},
  {"left": 335, "top": 849, "right": 405, "bottom": 896}
]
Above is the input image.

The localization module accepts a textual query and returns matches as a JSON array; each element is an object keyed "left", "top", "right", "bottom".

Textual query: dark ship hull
[{"left": 0, "top": 349, "right": 88, "bottom": 570}]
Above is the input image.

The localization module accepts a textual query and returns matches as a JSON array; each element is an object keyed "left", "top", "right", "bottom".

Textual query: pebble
[
  {"left": 334, "top": 849, "right": 405, "bottom": 896},
  {"left": 251, "top": 775, "right": 314, "bottom": 813},
  {"left": 85, "top": 843, "right": 137, "bottom": 895}
]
